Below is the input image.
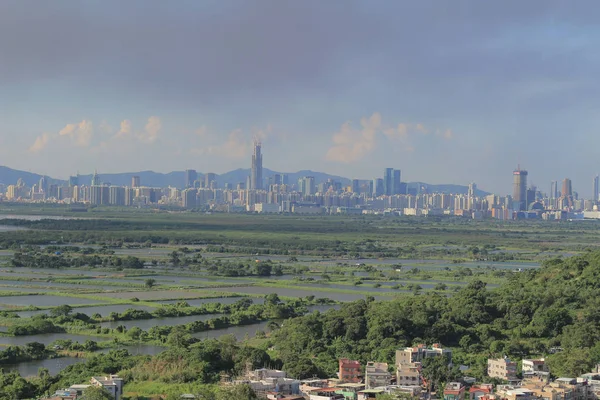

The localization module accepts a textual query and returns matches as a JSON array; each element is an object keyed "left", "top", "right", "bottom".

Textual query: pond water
[
  {"left": 0, "top": 280, "right": 118, "bottom": 291},
  {"left": 0, "top": 225, "right": 28, "bottom": 232},
  {"left": 3, "top": 344, "right": 166, "bottom": 377},
  {"left": 192, "top": 321, "right": 271, "bottom": 340},
  {"left": 99, "top": 313, "right": 225, "bottom": 331},
  {"left": 104, "top": 291, "right": 206, "bottom": 300},
  {"left": 3, "top": 356, "right": 83, "bottom": 377},
  {"left": 0, "top": 295, "right": 103, "bottom": 307}
]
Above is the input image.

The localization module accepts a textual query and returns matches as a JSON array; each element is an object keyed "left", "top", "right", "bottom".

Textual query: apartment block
[
  {"left": 339, "top": 358, "right": 362, "bottom": 383},
  {"left": 364, "top": 362, "right": 392, "bottom": 389},
  {"left": 488, "top": 358, "right": 518, "bottom": 382}
]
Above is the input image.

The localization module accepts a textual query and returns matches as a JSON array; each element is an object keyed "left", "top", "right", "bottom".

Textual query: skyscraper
[
  {"left": 512, "top": 167, "right": 528, "bottom": 211},
  {"left": 550, "top": 181, "right": 558, "bottom": 199},
  {"left": 594, "top": 175, "right": 599, "bottom": 202},
  {"left": 251, "top": 139, "right": 263, "bottom": 190},
  {"left": 184, "top": 169, "right": 197, "bottom": 189},
  {"left": 352, "top": 179, "right": 360, "bottom": 194},
  {"left": 91, "top": 171, "right": 100, "bottom": 186},
  {"left": 384, "top": 168, "right": 393, "bottom": 196},
  {"left": 205, "top": 173, "right": 217, "bottom": 188},
  {"left": 131, "top": 176, "right": 140, "bottom": 188},
  {"left": 393, "top": 170, "right": 401, "bottom": 194},
  {"left": 69, "top": 176, "right": 79, "bottom": 187},
  {"left": 562, "top": 178, "right": 572, "bottom": 198}
]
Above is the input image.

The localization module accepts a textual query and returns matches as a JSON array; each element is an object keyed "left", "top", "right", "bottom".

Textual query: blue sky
[{"left": 1, "top": 0, "right": 600, "bottom": 195}]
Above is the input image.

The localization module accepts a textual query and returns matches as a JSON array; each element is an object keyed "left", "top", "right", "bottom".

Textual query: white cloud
[
  {"left": 28, "top": 132, "right": 52, "bottom": 153},
  {"left": 116, "top": 120, "right": 132, "bottom": 138},
  {"left": 137, "top": 116, "right": 161, "bottom": 144},
  {"left": 325, "top": 112, "right": 382, "bottom": 163},
  {"left": 58, "top": 120, "right": 93, "bottom": 147},
  {"left": 326, "top": 113, "right": 454, "bottom": 163},
  {"left": 203, "top": 129, "right": 249, "bottom": 159}
]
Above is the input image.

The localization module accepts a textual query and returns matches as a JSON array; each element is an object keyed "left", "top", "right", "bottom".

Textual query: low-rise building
[
  {"left": 488, "top": 358, "right": 518, "bottom": 382},
  {"left": 308, "top": 388, "right": 345, "bottom": 400},
  {"left": 469, "top": 384, "right": 494, "bottom": 400},
  {"left": 364, "top": 362, "right": 391, "bottom": 389},
  {"left": 233, "top": 369, "right": 300, "bottom": 398},
  {"left": 339, "top": 359, "right": 362, "bottom": 383},
  {"left": 444, "top": 382, "right": 466, "bottom": 400},
  {"left": 91, "top": 375, "right": 124, "bottom": 400},
  {"left": 522, "top": 358, "right": 548, "bottom": 373}
]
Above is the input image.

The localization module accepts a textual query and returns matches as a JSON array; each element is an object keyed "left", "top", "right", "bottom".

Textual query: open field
[{"left": 0, "top": 207, "right": 598, "bottom": 396}]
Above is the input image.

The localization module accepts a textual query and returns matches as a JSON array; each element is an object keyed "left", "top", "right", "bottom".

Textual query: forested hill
[{"left": 272, "top": 252, "right": 600, "bottom": 380}]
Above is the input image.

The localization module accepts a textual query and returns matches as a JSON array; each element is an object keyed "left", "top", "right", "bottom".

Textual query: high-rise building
[
  {"left": 561, "top": 178, "right": 572, "bottom": 198},
  {"left": 131, "top": 176, "right": 140, "bottom": 188},
  {"left": 69, "top": 176, "right": 79, "bottom": 187},
  {"left": 384, "top": 168, "right": 394, "bottom": 196},
  {"left": 182, "top": 188, "right": 197, "bottom": 209},
  {"left": 91, "top": 171, "right": 100, "bottom": 186},
  {"left": 204, "top": 173, "right": 217, "bottom": 188},
  {"left": 184, "top": 169, "right": 197, "bottom": 189},
  {"left": 393, "top": 170, "right": 402, "bottom": 194},
  {"left": 251, "top": 139, "right": 263, "bottom": 190},
  {"left": 352, "top": 179, "right": 360, "bottom": 194},
  {"left": 512, "top": 167, "right": 528, "bottom": 211},
  {"left": 373, "top": 178, "right": 384, "bottom": 197},
  {"left": 38, "top": 176, "right": 47, "bottom": 193},
  {"left": 594, "top": 175, "right": 599, "bottom": 202},
  {"left": 109, "top": 186, "right": 126, "bottom": 206},
  {"left": 550, "top": 181, "right": 558, "bottom": 199}
]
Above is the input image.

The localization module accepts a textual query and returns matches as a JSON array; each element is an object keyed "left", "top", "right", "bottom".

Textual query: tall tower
[
  {"left": 561, "top": 178, "right": 572, "bottom": 198},
  {"left": 550, "top": 181, "right": 558, "bottom": 199},
  {"left": 251, "top": 139, "right": 263, "bottom": 190},
  {"left": 593, "top": 175, "right": 599, "bottom": 202},
  {"left": 512, "top": 167, "right": 528, "bottom": 211},
  {"left": 184, "top": 169, "right": 197, "bottom": 189},
  {"left": 91, "top": 171, "right": 100, "bottom": 186},
  {"left": 383, "top": 168, "right": 393, "bottom": 196}
]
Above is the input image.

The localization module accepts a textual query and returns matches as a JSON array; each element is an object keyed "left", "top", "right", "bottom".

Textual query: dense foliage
[{"left": 271, "top": 252, "right": 600, "bottom": 379}]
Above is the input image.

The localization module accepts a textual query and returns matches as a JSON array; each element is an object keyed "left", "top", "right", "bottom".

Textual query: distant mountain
[
  {"left": 0, "top": 165, "right": 488, "bottom": 195},
  {"left": 75, "top": 171, "right": 185, "bottom": 188},
  {"left": 0, "top": 166, "right": 64, "bottom": 187},
  {"left": 216, "top": 168, "right": 351, "bottom": 187}
]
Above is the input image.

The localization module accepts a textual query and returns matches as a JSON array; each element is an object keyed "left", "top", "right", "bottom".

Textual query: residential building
[
  {"left": 513, "top": 168, "right": 528, "bottom": 211},
  {"left": 522, "top": 358, "right": 548, "bottom": 373},
  {"left": 364, "top": 362, "right": 391, "bottom": 389},
  {"left": 396, "top": 344, "right": 452, "bottom": 386},
  {"left": 335, "top": 383, "right": 366, "bottom": 399},
  {"left": 131, "top": 176, "right": 140, "bottom": 188},
  {"left": 184, "top": 169, "right": 197, "bottom": 188},
  {"left": 469, "top": 384, "right": 493, "bottom": 400},
  {"left": 91, "top": 376, "right": 124, "bottom": 400},
  {"left": 308, "top": 388, "right": 345, "bottom": 400},
  {"left": 488, "top": 358, "right": 518, "bottom": 382},
  {"left": 339, "top": 359, "right": 361, "bottom": 383},
  {"left": 233, "top": 369, "right": 300, "bottom": 398},
  {"left": 444, "top": 382, "right": 466, "bottom": 400}
]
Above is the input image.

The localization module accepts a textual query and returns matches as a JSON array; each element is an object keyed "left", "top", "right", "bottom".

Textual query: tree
[
  {"left": 216, "top": 385, "right": 258, "bottom": 400},
  {"left": 145, "top": 278, "right": 156, "bottom": 289},
  {"left": 50, "top": 304, "right": 73, "bottom": 317},
  {"left": 81, "top": 386, "right": 114, "bottom": 400}
]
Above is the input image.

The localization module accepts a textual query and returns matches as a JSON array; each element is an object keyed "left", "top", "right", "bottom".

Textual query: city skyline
[{"left": 3, "top": 2, "right": 600, "bottom": 195}]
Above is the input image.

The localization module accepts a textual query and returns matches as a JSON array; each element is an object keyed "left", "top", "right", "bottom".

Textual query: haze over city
[{"left": 2, "top": 1, "right": 600, "bottom": 196}]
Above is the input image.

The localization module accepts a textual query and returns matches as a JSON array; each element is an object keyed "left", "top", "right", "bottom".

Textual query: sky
[{"left": 1, "top": 1, "right": 600, "bottom": 196}]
